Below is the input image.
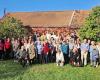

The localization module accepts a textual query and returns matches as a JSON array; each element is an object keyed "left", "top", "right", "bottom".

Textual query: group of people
[{"left": 0, "top": 31, "right": 100, "bottom": 67}]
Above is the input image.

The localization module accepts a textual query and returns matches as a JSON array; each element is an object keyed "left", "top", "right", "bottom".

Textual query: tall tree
[
  {"left": 78, "top": 6, "right": 100, "bottom": 41},
  {"left": 0, "top": 16, "right": 28, "bottom": 38}
]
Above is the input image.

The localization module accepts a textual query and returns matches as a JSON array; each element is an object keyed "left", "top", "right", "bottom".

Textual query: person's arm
[
  {"left": 86, "top": 44, "right": 89, "bottom": 52},
  {"left": 80, "top": 43, "right": 83, "bottom": 51}
]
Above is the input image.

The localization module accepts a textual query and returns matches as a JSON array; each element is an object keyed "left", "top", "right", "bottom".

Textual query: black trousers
[
  {"left": 37, "top": 54, "right": 42, "bottom": 64},
  {"left": 0, "top": 50, "right": 4, "bottom": 59},
  {"left": 5, "top": 49, "right": 11, "bottom": 59},
  {"left": 63, "top": 53, "right": 69, "bottom": 64}
]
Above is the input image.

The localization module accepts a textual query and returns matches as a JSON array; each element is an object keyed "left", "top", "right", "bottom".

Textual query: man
[
  {"left": 37, "top": 42, "right": 43, "bottom": 64},
  {"left": 81, "top": 38, "right": 89, "bottom": 66},
  {"left": 60, "top": 41, "right": 69, "bottom": 64}
]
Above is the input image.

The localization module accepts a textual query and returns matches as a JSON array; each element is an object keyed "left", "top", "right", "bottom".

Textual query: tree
[
  {"left": 0, "top": 16, "right": 28, "bottom": 38},
  {"left": 78, "top": 6, "right": 100, "bottom": 41}
]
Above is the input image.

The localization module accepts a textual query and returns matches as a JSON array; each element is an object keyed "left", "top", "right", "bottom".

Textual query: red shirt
[
  {"left": 43, "top": 43, "right": 49, "bottom": 54},
  {"left": 5, "top": 41, "right": 11, "bottom": 49}
]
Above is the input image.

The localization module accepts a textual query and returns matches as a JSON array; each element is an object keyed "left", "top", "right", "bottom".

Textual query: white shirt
[{"left": 46, "top": 33, "right": 51, "bottom": 40}]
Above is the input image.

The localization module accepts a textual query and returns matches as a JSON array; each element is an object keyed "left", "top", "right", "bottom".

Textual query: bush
[{"left": 0, "top": 16, "right": 28, "bottom": 38}]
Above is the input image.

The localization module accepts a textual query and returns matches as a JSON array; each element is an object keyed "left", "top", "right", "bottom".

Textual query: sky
[{"left": 0, "top": 0, "right": 100, "bottom": 17}]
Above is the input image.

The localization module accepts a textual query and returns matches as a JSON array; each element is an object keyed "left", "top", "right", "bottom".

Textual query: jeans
[{"left": 0, "top": 50, "right": 4, "bottom": 59}]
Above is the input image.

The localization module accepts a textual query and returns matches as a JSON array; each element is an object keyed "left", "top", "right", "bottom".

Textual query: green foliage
[
  {"left": 0, "top": 16, "right": 28, "bottom": 38},
  {"left": 78, "top": 6, "right": 100, "bottom": 41}
]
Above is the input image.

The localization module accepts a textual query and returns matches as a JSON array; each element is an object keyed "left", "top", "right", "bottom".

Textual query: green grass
[{"left": 0, "top": 60, "right": 100, "bottom": 80}]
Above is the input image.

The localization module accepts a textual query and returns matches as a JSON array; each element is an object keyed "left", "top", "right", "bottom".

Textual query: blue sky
[{"left": 0, "top": 0, "right": 100, "bottom": 17}]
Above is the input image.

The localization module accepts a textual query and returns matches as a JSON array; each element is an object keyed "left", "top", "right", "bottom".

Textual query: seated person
[{"left": 56, "top": 49, "right": 64, "bottom": 67}]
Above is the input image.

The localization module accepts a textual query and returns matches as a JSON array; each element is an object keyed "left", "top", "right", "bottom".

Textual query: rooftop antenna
[{"left": 68, "top": 10, "right": 75, "bottom": 26}]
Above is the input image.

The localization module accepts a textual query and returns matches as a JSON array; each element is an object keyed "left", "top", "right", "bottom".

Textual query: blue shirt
[
  {"left": 81, "top": 43, "right": 89, "bottom": 52},
  {"left": 60, "top": 43, "right": 69, "bottom": 54}
]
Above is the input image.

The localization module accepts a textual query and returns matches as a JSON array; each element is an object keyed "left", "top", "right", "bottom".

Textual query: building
[{"left": 6, "top": 10, "right": 90, "bottom": 33}]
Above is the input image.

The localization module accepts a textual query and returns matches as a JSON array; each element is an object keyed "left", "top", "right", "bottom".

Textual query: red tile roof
[{"left": 6, "top": 10, "right": 90, "bottom": 28}]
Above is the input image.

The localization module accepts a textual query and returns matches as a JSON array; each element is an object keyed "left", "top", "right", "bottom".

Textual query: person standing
[
  {"left": 89, "top": 41, "right": 95, "bottom": 66},
  {"left": 4, "top": 38, "right": 12, "bottom": 59},
  {"left": 81, "top": 38, "right": 89, "bottom": 66},
  {"left": 92, "top": 46, "right": 99, "bottom": 67},
  {"left": 97, "top": 42, "right": 100, "bottom": 64},
  {"left": 60, "top": 41, "right": 69, "bottom": 64},
  {"left": 43, "top": 40, "right": 50, "bottom": 63},
  {"left": 56, "top": 49, "right": 64, "bottom": 67},
  {"left": 13, "top": 39, "right": 20, "bottom": 61},
  {"left": 0, "top": 39, "right": 4, "bottom": 60},
  {"left": 28, "top": 41, "right": 35, "bottom": 65},
  {"left": 37, "top": 42, "right": 43, "bottom": 64}
]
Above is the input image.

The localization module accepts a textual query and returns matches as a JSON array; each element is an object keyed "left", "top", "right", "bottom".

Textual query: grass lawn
[{"left": 0, "top": 60, "right": 100, "bottom": 80}]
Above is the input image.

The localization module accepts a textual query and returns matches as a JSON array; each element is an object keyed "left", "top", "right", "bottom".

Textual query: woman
[
  {"left": 56, "top": 48, "right": 64, "bottom": 67},
  {"left": 28, "top": 41, "right": 35, "bottom": 64},
  {"left": 92, "top": 45, "right": 99, "bottom": 67},
  {"left": 4, "top": 38, "right": 12, "bottom": 59}
]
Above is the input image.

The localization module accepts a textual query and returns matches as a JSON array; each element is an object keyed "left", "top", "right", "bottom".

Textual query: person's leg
[
  {"left": 96, "top": 58, "right": 99, "bottom": 67},
  {"left": 56, "top": 59, "right": 59, "bottom": 66},
  {"left": 39, "top": 54, "right": 41, "bottom": 64},
  {"left": 84, "top": 52, "right": 88, "bottom": 66},
  {"left": 40, "top": 54, "right": 42, "bottom": 64},
  {"left": 45, "top": 53, "right": 48, "bottom": 64},
  {"left": 90, "top": 53, "right": 92, "bottom": 66},
  {"left": 60, "top": 62, "right": 64, "bottom": 67},
  {"left": 66, "top": 54, "right": 69, "bottom": 64},
  {"left": 81, "top": 51, "right": 84, "bottom": 65},
  {"left": 48, "top": 52, "right": 50, "bottom": 63},
  {"left": 6, "top": 49, "right": 11, "bottom": 59},
  {"left": 0, "top": 51, "right": 2, "bottom": 60},
  {"left": 63, "top": 54, "right": 67, "bottom": 64},
  {"left": 42, "top": 54, "right": 45, "bottom": 63},
  {"left": 2, "top": 51, "right": 4, "bottom": 60},
  {"left": 37, "top": 54, "right": 40, "bottom": 63},
  {"left": 5, "top": 50, "right": 8, "bottom": 59},
  {"left": 93, "top": 60, "right": 96, "bottom": 67}
]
